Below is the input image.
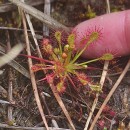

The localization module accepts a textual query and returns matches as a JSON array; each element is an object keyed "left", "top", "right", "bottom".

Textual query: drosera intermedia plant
[{"left": 26, "top": 29, "right": 114, "bottom": 93}]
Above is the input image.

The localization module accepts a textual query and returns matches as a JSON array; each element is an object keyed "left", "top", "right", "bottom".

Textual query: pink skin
[{"left": 73, "top": 10, "right": 130, "bottom": 59}]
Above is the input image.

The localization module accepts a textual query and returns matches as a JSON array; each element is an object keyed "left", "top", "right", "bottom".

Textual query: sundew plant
[{"left": 29, "top": 30, "right": 114, "bottom": 93}]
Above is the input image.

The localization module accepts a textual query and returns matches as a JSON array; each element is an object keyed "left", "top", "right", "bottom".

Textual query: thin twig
[
  {"left": 89, "top": 58, "right": 130, "bottom": 130},
  {"left": 22, "top": 6, "right": 43, "bottom": 58},
  {"left": 0, "top": 123, "right": 70, "bottom": 130},
  {"left": 0, "top": 26, "right": 42, "bottom": 33},
  {"left": 40, "top": 93, "right": 59, "bottom": 128},
  {"left": 88, "top": 68, "right": 130, "bottom": 77},
  {"left": 20, "top": 10, "right": 50, "bottom": 130}
]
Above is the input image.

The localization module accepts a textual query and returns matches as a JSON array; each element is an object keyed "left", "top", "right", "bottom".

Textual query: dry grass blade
[
  {"left": 20, "top": 0, "right": 43, "bottom": 59},
  {"left": 20, "top": 10, "right": 50, "bottom": 130},
  {"left": 49, "top": 83, "right": 76, "bottom": 130},
  {"left": 0, "top": 99, "right": 11, "bottom": 104},
  {"left": 8, "top": 0, "right": 70, "bottom": 32},
  {"left": 0, "top": 45, "right": 30, "bottom": 78},
  {"left": 0, "top": 44, "right": 23, "bottom": 67},
  {"left": 0, "top": 85, "right": 7, "bottom": 98},
  {"left": 43, "top": 0, "right": 51, "bottom": 36},
  {"left": 8, "top": 61, "right": 30, "bottom": 78}
]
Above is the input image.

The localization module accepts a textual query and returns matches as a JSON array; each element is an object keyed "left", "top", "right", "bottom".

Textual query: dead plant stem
[
  {"left": 21, "top": 10, "right": 49, "bottom": 130},
  {"left": 49, "top": 83, "right": 76, "bottom": 130}
]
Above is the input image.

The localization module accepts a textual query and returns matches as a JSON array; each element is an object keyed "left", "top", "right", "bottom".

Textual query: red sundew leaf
[
  {"left": 76, "top": 72, "right": 90, "bottom": 85},
  {"left": 31, "top": 65, "right": 42, "bottom": 72},
  {"left": 56, "top": 81, "right": 66, "bottom": 93},
  {"left": 84, "top": 25, "right": 103, "bottom": 45},
  {"left": 50, "top": 29, "right": 69, "bottom": 44},
  {"left": 37, "top": 77, "right": 47, "bottom": 82},
  {"left": 46, "top": 74, "right": 55, "bottom": 84},
  {"left": 20, "top": 54, "right": 54, "bottom": 64},
  {"left": 98, "top": 120, "right": 105, "bottom": 128},
  {"left": 109, "top": 110, "right": 116, "bottom": 117},
  {"left": 102, "top": 105, "right": 116, "bottom": 117},
  {"left": 42, "top": 38, "right": 50, "bottom": 45},
  {"left": 31, "top": 64, "right": 54, "bottom": 72},
  {"left": 37, "top": 73, "right": 55, "bottom": 83},
  {"left": 67, "top": 74, "right": 77, "bottom": 90}
]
